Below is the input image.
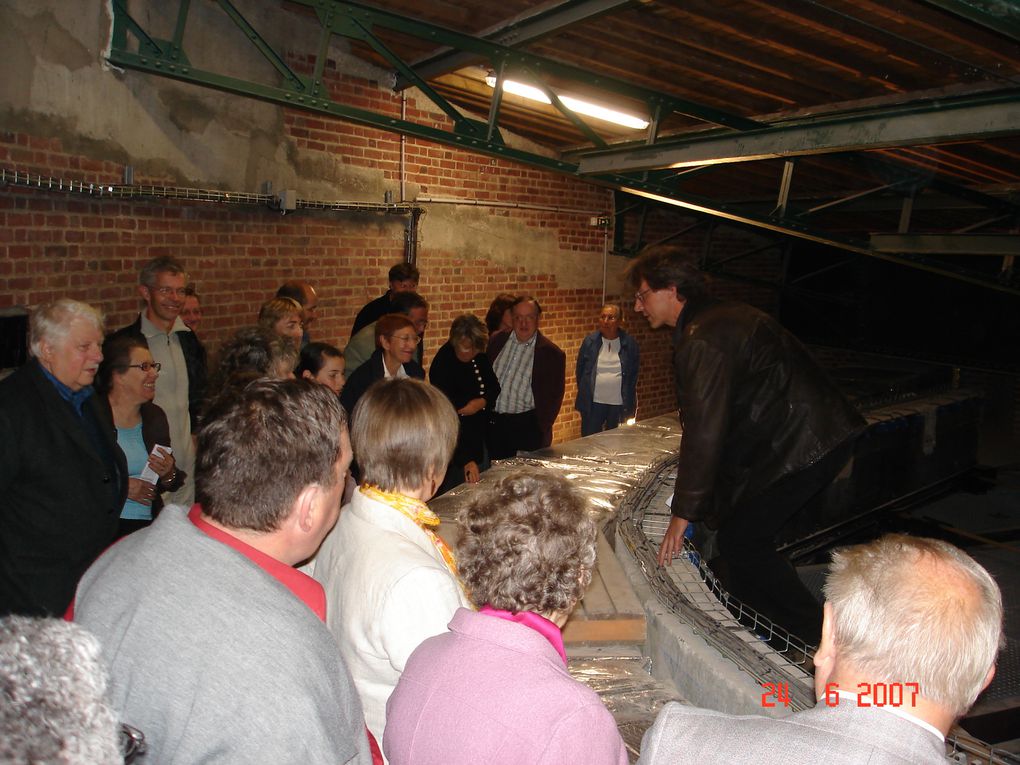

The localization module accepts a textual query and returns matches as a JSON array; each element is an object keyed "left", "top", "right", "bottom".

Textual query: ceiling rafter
[
  {"left": 105, "top": 0, "right": 1020, "bottom": 296},
  {"left": 393, "top": 0, "right": 637, "bottom": 89}
]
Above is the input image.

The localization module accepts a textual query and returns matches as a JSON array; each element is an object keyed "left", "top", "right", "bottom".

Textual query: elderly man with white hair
[
  {"left": 637, "top": 534, "right": 1004, "bottom": 764},
  {"left": 0, "top": 299, "right": 126, "bottom": 617}
]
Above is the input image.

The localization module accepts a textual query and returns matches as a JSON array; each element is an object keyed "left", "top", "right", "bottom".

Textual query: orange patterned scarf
[{"left": 360, "top": 484, "right": 460, "bottom": 581}]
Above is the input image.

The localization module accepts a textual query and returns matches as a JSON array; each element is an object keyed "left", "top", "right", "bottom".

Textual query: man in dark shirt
[{"left": 351, "top": 262, "right": 420, "bottom": 336}]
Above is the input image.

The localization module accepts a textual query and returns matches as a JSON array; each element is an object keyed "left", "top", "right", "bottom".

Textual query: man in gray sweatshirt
[{"left": 74, "top": 379, "right": 373, "bottom": 764}]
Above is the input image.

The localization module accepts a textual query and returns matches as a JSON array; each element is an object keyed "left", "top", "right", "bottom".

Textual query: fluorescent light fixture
[{"left": 484, "top": 74, "right": 649, "bottom": 130}]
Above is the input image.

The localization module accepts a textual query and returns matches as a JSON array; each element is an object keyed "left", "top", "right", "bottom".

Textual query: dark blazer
[
  {"left": 351, "top": 293, "right": 393, "bottom": 336},
  {"left": 0, "top": 360, "right": 127, "bottom": 616},
  {"left": 340, "top": 348, "right": 426, "bottom": 418},
  {"left": 109, "top": 315, "right": 208, "bottom": 429},
  {"left": 487, "top": 330, "right": 566, "bottom": 448}
]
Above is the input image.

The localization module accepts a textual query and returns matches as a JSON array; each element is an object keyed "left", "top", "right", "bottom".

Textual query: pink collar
[{"left": 479, "top": 605, "right": 567, "bottom": 665}]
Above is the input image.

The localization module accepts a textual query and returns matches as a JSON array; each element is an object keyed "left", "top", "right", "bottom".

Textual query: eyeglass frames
[
  {"left": 634, "top": 287, "right": 654, "bottom": 304},
  {"left": 388, "top": 333, "right": 421, "bottom": 345}
]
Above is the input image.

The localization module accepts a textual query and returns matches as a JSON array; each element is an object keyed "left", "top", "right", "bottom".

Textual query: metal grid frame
[
  {"left": 616, "top": 453, "right": 818, "bottom": 711},
  {"left": 616, "top": 452, "right": 1020, "bottom": 764}
]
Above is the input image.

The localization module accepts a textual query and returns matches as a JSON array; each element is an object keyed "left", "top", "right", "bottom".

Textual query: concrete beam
[
  {"left": 870, "top": 233, "right": 1020, "bottom": 256},
  {"left": 577, "top": 93, "right": 1020, "bottom": 174}
]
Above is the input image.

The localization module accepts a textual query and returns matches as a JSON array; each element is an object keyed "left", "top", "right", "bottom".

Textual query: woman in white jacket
[{"left": 313, "top": 377, "right": 469, "bottom": 746}]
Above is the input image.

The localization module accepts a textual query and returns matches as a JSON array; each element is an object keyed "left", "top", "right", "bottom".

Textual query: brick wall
[{"left": 0, "top": 55, "right": 783, "bottom": 444}]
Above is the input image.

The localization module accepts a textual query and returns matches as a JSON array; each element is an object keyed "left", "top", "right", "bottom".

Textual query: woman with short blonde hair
[
  {"left": 257, "top": 297, "right": 303, "bottom": 343},
  {"left": 313, "top": 377, "right": 469, "bottom": 744}
]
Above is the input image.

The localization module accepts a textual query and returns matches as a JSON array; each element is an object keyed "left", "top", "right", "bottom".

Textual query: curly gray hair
[
  {"left": 456, "top": 472, "right": 597, "bottom": 615},
  {"left": 0, "top": 616, "right": 121, "bottom": 764}
]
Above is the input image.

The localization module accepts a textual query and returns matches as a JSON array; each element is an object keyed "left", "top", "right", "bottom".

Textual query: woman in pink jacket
[{"left": 383, "top": 472, "right": 628, "bottom": 765}]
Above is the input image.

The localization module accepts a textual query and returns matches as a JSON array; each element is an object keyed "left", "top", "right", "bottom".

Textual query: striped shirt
[{"left": 493, "top": 333, "right": 537, "bottom": 414}]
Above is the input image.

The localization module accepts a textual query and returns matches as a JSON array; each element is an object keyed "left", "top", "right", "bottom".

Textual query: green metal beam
[
  {"left": 286, "top": 0, "right": 758, "bottom": 132},
  {"left": 395, "top": 0, "right": 637, "bottom": 90},
  {"left": 104, "top": 0, "right": 1020, "bottom": 297}
]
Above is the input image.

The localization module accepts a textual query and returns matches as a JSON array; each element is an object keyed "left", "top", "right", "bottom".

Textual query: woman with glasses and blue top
[{"left": 96, "top": 335, "right": 184, "bottom": 538}]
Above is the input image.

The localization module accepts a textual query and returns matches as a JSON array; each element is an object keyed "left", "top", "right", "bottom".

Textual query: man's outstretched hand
[{"left": 658, "top": 516, "right": 690, "bottom": 567}]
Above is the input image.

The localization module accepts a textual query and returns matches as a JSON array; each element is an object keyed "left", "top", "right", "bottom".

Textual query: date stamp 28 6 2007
[{"left": 761, "top": 682, "right": 920, "bottom": 709}]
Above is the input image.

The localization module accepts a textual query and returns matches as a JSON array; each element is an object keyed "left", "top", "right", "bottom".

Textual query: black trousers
[
  {"left": 706, "top": 438, "right": 856, "bottom": 646},
  {"left": 487, "top": 410, "right": 542, "bottom": 460}
]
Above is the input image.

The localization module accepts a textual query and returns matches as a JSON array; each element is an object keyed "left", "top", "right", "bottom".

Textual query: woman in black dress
[{"left": 429, "top": 315, "right": 500, "bottom": 493}]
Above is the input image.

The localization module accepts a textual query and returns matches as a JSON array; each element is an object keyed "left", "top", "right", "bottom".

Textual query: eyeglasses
[
  {"left": 125, "top": 362, "right": 162, "bottom": 373},
  {"left": 151, "top": 287, "right": 188, "bottom": 298},
  {"left": 120, "top": 722, "right": 147, "bottom": 763},
  {"left": 634, "top": 287, "right": 654, "bottom": 304},
  {"left": 389, "top": 333, "right": 421, "bottom": 345}
]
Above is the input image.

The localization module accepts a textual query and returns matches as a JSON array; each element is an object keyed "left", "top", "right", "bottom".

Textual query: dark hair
[
  {"left": 390, "top": 291, "right": 428, "bottom": 315},
  {"left": 196, "top": 379, "right": 346, "bottom": 532},
  {"left": 485, "top": 293, "right": 516, "bottom": 334},
  {"left": 448, "top": 314, "right": 488, "bottom": 353},
  {"left": 275, "top": 281, "right": 312, "bottom": 307},
  {"left": 511, "top": 295, "right": 542, "bottom": 315},
  {"left": 184, "top": 285, "right": 199, "bottom": 298},
  {"left": 207, "top": 326, "right": 298, "bottom": 402},
  {"left": 375, "top": 313, "right": 416, "bottom": 345},
  {"left": 351, "top": 378, "right": 457, "bottom": 494},
  {"left": 296, "top": 342, "right": 343, "bottom": 378},
  {"left": 623, "top": 244, "right": 708, "bottom": 299},
  {"left": 388, "top": 262, "right": 420, "bottom": 284},
  {"left": 457, "top": 472, "right": 597, "bottom": 614},
  {"left": 95, "top": 335, "right": 149, "bottom": 394},
  {"left": 139, "top": 256, "right": 187, "bottom": 287}
]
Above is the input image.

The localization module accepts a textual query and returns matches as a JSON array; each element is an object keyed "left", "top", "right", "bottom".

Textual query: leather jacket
[{"left": 670, "top": 295, "right": 864, "bottom": 527}]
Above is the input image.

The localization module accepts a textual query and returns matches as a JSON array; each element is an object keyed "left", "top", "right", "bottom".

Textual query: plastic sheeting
[{"left": 430, "top": 415, "right": 682, "bottom": 524}]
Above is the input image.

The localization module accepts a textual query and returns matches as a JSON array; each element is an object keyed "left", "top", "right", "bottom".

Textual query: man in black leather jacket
[{"left": 627, "top": 245, "right": 864, "bottom": 645}]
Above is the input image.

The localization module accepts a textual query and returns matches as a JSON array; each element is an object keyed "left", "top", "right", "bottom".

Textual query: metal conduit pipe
[{"left": 415, "top": 195, "right": 606, "bottom": 217}]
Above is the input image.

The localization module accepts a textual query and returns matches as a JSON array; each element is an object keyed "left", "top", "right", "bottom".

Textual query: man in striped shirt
[{"left": 486, "top": 296, "right": 565, "bottom": 460}]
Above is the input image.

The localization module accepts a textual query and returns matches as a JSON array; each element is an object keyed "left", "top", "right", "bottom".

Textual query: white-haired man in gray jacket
[{"left": 638, "top": 534, "right": 1003, "bottom": 765}]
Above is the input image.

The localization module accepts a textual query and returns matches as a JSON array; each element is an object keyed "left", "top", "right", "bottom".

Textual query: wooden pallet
[{"left": 562, "top": 531, "right": 646, "bottom": 645}]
